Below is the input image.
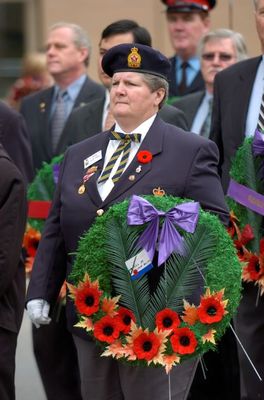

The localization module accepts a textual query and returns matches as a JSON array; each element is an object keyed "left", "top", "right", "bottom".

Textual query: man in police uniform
[{"left": 161, "top": 0, "right": 216, "bottom": 99}]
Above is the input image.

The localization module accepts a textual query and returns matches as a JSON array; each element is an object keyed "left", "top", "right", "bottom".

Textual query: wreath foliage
[
  {"left": 226, "top": 134, "right": 264, "bottom": 292},
  {"left": 27, "top": 154, "right": 63, "bottom": 232},
  {"left": 69, "top": 195, "right": 241, "bottom": 371}
]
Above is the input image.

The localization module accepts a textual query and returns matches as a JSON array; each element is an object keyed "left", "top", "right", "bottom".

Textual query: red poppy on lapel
[{"left": 137, "top": 150, "right": 153, "bottom": 164}]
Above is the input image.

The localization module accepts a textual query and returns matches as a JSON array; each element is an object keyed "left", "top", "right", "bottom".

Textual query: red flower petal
[
  {"left": 137, "top": 150, "right": 153, "bottom": 164},
  {"left": 170, "top": 327, "right": 197, "bottom": 355}
]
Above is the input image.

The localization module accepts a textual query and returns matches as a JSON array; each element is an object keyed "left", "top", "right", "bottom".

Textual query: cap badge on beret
[{"left": 127, "top": 47, "right": 141, "bottom": 69}]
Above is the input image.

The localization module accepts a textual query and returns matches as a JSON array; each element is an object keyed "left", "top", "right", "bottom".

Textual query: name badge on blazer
[{"left": 84, "top": 151, "right": 102, "bottom": 169}]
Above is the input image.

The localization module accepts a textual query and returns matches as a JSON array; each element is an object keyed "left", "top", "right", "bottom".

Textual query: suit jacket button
[{"left": 97, "top": 209, "right": 104, "bottom": 216}]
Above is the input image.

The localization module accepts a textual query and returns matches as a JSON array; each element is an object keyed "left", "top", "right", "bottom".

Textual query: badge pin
[
  {"left": 84, "top": 151, "right": 102, "bottom": 169},
  {"left": 78, "top": 184, "right": 86, "bottom": 194},
  {"left": 153, "top": 187, "right": 165, "bottom": 197},
  {"left": 40, "top": 102, "right": 46, "bottom": 112},
  {"left": 136, "top": 165, "right": 142, "bottom": 173},
  {"left": 87, "top": 165, "right": 98, "bottom": 174}
]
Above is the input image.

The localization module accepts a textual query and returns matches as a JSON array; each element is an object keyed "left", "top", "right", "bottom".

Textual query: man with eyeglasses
[
  {"left": 210, "top": 1, "right": 264, "bottom": 398},
  {"left": 160, "top": 0, "right": 216, "bottom": 101},
  {"left": 174, "top": 29, "right": 247, "bottom": 138},
  {"left": 174, "top": 28, "right": 247, "bottom": 400}
]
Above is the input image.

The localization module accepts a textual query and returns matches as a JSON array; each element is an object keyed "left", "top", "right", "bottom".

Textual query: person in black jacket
[{"left": 0, "top": 144, "right": 27, "bottom": 400}]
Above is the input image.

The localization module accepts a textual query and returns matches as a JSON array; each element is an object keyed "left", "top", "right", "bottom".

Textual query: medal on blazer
[
  {"left": 78, "top": 184, "right": 85, "bottom": 194},
  {"left": 78, "top": 166, "right": 98, "bottom": 194},
  {"left": 39, "top": 102, "right": 46, "bottom": 112},
  {"left": 153, "top": 187, "right": 166, "bottom": 197}
]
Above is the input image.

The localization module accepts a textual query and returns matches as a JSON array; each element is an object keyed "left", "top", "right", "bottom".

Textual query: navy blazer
[
  {"left": 210, "top": 56, "right": 261, "bottom": 192},
  {"left": 27, "top": 116, "right": 228, "bottom": 337},
  {"left": 20, "top": 76, "right": 104, "bottom": 172},
  {"left": 174, "top": 91, "right": 205, "bottom": 130}
]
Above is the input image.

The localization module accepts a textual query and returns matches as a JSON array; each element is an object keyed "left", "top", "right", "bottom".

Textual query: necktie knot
[{"left": 109, "top": 131, "right": 141, "bottom": 143}]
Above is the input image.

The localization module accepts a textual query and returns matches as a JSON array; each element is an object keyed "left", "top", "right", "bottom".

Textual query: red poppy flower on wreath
[
  {"left": 197, "top": 289, "right": 227, "bottom": 324},
  {"left": 170, "top": 327, "right": 197, "bottom": 355},
  {"left": 242, "top": 239, "right": 264, "bottom": 282},
  {"left": 155, "top": 308, "right": 181, "bottom": 332},
  {"left": 132, "top": 331, "right": 162, "bottom": 361},
  {"left": 233, "top": 224, "right": 254, "bottom": 258},
  {"left": 93, "top": 315, "right": 122, "bottom": 344},
  {"left": 137, "top": 150, "right": 152, "bottom": 164},
  {"left": 23, "top": 227, "right": 41, "bottom": 257},
  {"left": 74, "top": 285, "right": 102, "bottom": 316},
  {"left": 116, "top": 307, "right": 136, "bottom": 334}
]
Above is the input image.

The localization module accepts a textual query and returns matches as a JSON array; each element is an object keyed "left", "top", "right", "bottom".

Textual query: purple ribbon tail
[
  {"left": 137, "top": 217, "right": 159, "bottom": 262},
  {"left": 53, "top": 164, "right": 60, "bottom": 184},
  {"left": 158, "top": 218, "right": 184, "bottom": 266},
  {"left": 252, "top": 129, "right": 264, "bottom": 156}
]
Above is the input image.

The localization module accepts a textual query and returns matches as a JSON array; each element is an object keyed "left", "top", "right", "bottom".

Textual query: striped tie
[
  {"left": 257, "top": 93, "right": 264, "bottom": 132},
  {"left": 98, "top": 131, "right": 141, "bottom": 184},
  {"left": 50, "top": 90, "right": 67, "bottom": 152},
  {"left": 200, "top": 97, "right": 213, "bottom": 138}
]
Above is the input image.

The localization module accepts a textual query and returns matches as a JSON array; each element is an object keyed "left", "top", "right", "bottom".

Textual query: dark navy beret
[
  {"left": 161, "top": 0, "right": 216, "bottom": 13},
  {"left": 101, "top": 43, "right": 171, "bottom": 81}
]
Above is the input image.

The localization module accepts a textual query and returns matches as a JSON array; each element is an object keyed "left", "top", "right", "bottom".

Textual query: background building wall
[
  {"left": 37, "top": 0, "right": 259, "bottom": 83},
  {"left": 0, "top": 0, "right": 260, "bottom": 97}
]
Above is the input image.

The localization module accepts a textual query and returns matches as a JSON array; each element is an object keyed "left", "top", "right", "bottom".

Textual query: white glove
[{"left": 27, "top": 299, "right": 51, "bottom": 328}]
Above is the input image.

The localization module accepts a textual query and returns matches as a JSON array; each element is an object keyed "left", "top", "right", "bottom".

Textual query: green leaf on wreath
[{"left": 104, "top": 218, "right": 150, "bottom": 327}]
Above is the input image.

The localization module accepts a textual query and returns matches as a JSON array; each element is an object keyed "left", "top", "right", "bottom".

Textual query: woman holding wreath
[{"left": 26, "top": 43, "right": 230, "bottom": 400}]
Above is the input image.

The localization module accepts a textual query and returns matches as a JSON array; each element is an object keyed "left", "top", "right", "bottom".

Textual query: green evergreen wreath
[
  {"left": 226, "top": 137, "right": 264, "bottom": 252},
  {"left": 27, "top": 154, "right": 63, "bottom": 232},
  {"left": 69, "top": 195, "right": 241, "bottom": 370},
  {"left": 226, "top": 134, "right": 264, "bottom": 291}
]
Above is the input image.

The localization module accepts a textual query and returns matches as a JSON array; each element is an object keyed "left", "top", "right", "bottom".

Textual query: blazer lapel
[
  {"left": 102, "top": 116, "right": 164, "bottom": 206},
  {"left": 39, "top": 89, "right": 53, "bottom": 160},
  {"left": 84, "top": 133, "right": 109, "bottom": 206},
  {"left": 236, "top": 57, "right": 261, "bottom": 141}
]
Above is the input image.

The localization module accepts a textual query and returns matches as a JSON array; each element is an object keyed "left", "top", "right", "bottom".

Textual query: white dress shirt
[
  {"left": 191, "top": 92, "right": 213, "bottom": 135},
  {"left": 245, "top": 56, "right": 264, "bottom": 137},
  {"left": 97, "top": 114, "right": 156, "bottom": 201}
]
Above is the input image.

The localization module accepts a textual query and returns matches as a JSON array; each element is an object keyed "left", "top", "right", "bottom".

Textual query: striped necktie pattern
[
  {"left": 98, "top": 131, "right": 141, "bottom": 184},
  {"left": 200, "top": 97, "right": 213, "bottom": 138},
  {"left": 257, "top": 93, "right": 264, "bottom": 132},
  {"left": 50, "top": 90, "right": 67, "bottom": 152}
]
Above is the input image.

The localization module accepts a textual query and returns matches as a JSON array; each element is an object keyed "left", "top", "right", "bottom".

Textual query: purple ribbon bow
[
  {"left": 53, "top": 164, "right": 60, "bottom": 184},
  {"left": 252, "top": 129, "right": 264, "bottom": 156},
  {"left": 127, "top": 195, "right": 200, "bottom": 266}
]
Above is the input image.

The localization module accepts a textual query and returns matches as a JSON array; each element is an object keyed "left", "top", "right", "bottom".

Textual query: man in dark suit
[
  {"left": 61, "top": 19, "right": 188, "bottom": 150},
  {"left": 175, "top": 29, "right": 247, "bottom": 400},
  {"left": 0, "top": 101, "right": 33, "bottom": 184},
  {"left": 160, "top": 0, "right": 216, "bottom": 100},
  {"left": 20, "top": 22, "right": 104, "bottom": 400},
  {"left": 175, "top": 29, "right": 247, "bottom": 136},
  {"left": 20, "top": 22, "right": 104, "bottom": 172},
  {"left": 0, "top": 144, "right": 27, "bottom": 400},
  {"left": 210, "top": 1, "right": 264, "bottom": 398},
  {"left": 26, "top": 43, "right": 229, "bottom": 400}
]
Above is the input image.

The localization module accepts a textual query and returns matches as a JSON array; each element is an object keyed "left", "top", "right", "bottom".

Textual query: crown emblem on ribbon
[{"left": 127, "top": 47, "right": 141, "bottom": 69}]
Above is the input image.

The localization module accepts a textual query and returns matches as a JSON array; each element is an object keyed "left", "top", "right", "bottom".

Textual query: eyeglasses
[{"left": 201, "top": 52, "right": 234, "bottom": 62}]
